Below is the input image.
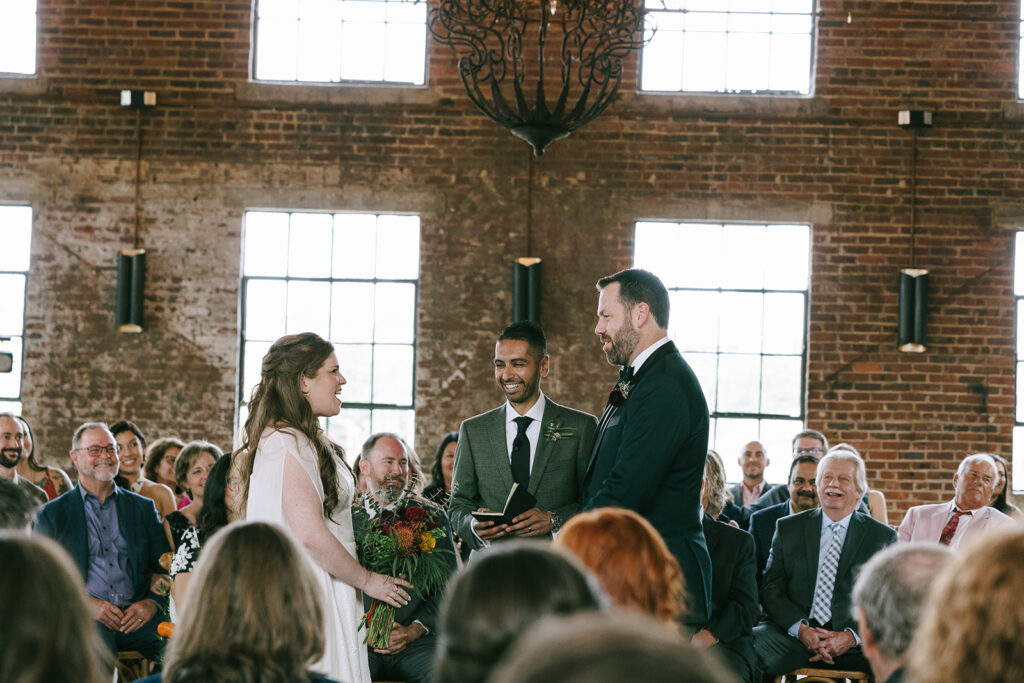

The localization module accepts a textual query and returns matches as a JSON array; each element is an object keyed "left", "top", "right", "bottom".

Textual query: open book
[{"left": 470, "top": 482, "right": 536, "bottom": 525}]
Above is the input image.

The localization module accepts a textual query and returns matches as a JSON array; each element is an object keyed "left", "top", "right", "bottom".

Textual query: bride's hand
[{"left": 364, "top": 572, "right": 412, "bottom": 607}]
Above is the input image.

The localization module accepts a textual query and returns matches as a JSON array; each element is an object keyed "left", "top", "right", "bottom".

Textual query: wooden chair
[
  {"left": 774, "top": 667, "right": 873, "bottom": 683},
  {"left": 115, "top": 650, "right": 151, "bottom": 682}
]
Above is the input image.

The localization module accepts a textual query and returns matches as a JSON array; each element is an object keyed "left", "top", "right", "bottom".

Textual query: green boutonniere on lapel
[{"left": 543, "top": 421, "right": 577, "bottom": 442}]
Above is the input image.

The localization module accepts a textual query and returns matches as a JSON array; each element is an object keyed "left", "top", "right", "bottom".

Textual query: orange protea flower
[
  {"left": 393, "top": 523, "right": 417, "bottom": 552},
  {"left": 420, "top": 532, "right": 436, "bottom": 552}
]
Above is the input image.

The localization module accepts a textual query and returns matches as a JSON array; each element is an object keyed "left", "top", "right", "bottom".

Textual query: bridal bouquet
[{"left": 354, "top": 489, "right": 452, "bottom": 648}]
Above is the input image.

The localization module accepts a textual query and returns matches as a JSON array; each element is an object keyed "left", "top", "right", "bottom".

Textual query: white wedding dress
[{"left": 246, "top": 427, "right": 371, "bottom": 683}]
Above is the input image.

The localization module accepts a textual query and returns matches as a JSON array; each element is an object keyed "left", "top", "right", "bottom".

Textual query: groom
[{"left": 582, "top": 268, "right": 713, "bottom": 625}]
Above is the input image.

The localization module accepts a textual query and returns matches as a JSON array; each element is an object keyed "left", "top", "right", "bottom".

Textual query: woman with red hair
[{"left": 555, "top": 506, "right": 686, "bottom": 624}]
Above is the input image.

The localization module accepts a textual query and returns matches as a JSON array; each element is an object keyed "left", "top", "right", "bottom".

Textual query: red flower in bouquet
[{"left": 404, "top": 505, "right": 427, "bottom": 522}]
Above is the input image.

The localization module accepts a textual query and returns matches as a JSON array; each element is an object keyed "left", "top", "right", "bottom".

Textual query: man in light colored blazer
[
  {"left": 449, "top": 321, "right": 597, "bottom": 551},
  {"left": 898, "top": 453, "right": 1016, "bottom": 550}
]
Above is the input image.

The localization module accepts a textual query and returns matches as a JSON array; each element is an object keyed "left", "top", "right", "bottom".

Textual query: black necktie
[
  {"left": 511, "top": 416, "right": 532, "bottom": 486},
  {"left": 618, "top": 365, "right": 634, "bottom": 384}
]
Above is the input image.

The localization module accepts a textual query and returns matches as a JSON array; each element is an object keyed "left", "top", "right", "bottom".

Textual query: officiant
[
  {"left": 355, "top": 433, "right": 458, "bottom": 683},
  {"left": 448, "top": 322, "right": 597, "bottom": 551}
]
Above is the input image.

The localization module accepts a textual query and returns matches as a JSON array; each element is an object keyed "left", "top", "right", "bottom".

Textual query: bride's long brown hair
[{"left": 235, "top": 332, "right": 348, "bottom": 520}]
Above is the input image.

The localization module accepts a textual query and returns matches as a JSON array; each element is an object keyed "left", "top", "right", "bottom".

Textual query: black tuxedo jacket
[
  {"left": 761, "top": 508, "right": 896, "bottom": 635},
  {"left": 354, "top": 499, "right": 458, "bottom": 635},
  {"left": 582, "top": 340, "right": 712, "bottom": 623},
  {"left": 702, "top": 515, "right": 758, "bottom": 673},
  {"left": 36, "top": 485, "right": 170, "bottom": 609},
  {"left": 749, "top": 500, "right": 792, "bottom": 585}
]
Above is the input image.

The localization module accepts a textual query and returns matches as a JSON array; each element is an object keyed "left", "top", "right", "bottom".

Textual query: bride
[{"left": 237, "top": 332, "right": 412, "bottom": 683}]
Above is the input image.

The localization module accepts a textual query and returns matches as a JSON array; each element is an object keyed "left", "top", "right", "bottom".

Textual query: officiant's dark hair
[
  {"left": 434, "top": 543, "right": 605, "bottom": 683},
  {"left": 497, "top": 321, "right": 547, "bottom": 360},
  {"left": 597, "top": 268, "right": 670, "bottom": 328}
]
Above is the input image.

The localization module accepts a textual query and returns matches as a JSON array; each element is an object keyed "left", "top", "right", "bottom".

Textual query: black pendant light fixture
[{"left": 897, "top": 110, "right": 932, "bottom": 353}]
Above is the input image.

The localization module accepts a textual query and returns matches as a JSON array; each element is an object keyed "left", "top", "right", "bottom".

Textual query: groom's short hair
[
  {"left": 597, "top": 269, "right": 670, "bottom": 329},
  {"left": 498, "top": 321, "right": 548, "bottom": 360}
]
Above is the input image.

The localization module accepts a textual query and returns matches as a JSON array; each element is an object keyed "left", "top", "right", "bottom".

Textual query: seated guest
[
  {"left": 898, "top": 452, "right": 1015, "bottom": 549},
  {"left": 729, "top": 440, "right": 781, "bottom": 512},
  {"left": 749, "top": 455, "right": 819, "bottom": 585},
  {"left": 989, "top": 453, "right": 1023, "bottom": 522},
  {"left": 907, "top": 527, "right": 1024, "bottom": 683},
  {"left": 145, "top": 437, "right": 188, "bottom": 509},
  {"left": 14, "top": 415, "right": 73, "bottom": 499},
  {"left": 0, "top": 476, "right": 41, "bottom": 530},
  {"left": 0, "top": 532, "right": 112, "bottom": 683},
  {"left": 141, "top": 521, "right": 341, "bottom": 683},
  {"left": 423, "top": 431, "right": 458, "bottom": 507},
  {"left": 169, "top": 453, "right": 234, "bottom": 608},
  {"left": 35, "top": 422, "right": 171, "bottom": 662},
  {"left": 749, "top": 429, "right": 828, "bottom": 512},
  {"left": 828, "top": 443, "right": 888, "bottom": 524},
  {"left": 707, "top": 449, "right": 748, "bottom": 528},
  {"left": 851, "top": 543, "right": 953, "bottom": 683},
  {"left": 110, "top": 420, "right": 176, "bottom": 520},
  {"left": 752, "top": 450, "right": 896, "bottom": 678},
  {"left": 555, "top": 507, "right": 685, "bottom": 625},
  {"left": 356, "top": 433, "right": 458, "bottom": 683},
  {"left": 696, "top": 453, "right": 759, "bottom": 682},
  {"left": 0, "top": 413, "right": 47, "bottom": 508},
  {"left": 433, "top": 543, "right": 605, "bottom": 683},
  {"left": 488, "top": 612, "right": 736, "bottom": 683},
  {"left": 164, "top": 440, "right": 222, "bottom": 548}
]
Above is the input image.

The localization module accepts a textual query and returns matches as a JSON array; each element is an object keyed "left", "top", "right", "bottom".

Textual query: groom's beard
[{"left": 604, "top": 321, "right": 640, "bottom": 367}]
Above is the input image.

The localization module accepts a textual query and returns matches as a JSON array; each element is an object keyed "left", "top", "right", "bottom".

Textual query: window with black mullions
[{"left": 0, "top": 205, "right": 32, "bottom": 415}]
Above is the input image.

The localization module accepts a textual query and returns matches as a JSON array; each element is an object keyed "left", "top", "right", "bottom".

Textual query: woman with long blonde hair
[{"left": 235, "top": 332, "right": 410, "bottom": 683}]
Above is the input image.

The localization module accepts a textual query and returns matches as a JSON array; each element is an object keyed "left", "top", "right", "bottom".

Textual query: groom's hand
[
  {"left": 372, "top": 622, "right": 426, "bottom": 655},
  {"left": 472, "top": 508, "right": 509, "bottom": 540},
  {"left": 507, "top": 507, "right": 552, "bottom": 537}
]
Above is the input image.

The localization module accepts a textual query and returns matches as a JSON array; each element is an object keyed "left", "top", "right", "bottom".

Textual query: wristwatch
[{"left": 549, "top": 511, "right": 562, "bottom": 532}]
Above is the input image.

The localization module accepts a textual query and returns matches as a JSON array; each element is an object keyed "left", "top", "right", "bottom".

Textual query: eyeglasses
[
  {"left": 793, "top": 448, "right": 823, "bottom": 456},
  {"left": 76, "top": 445, "right": 120, "bottom": 457}
]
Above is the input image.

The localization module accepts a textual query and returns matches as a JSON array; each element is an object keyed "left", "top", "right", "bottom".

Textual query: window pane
[
  {"left": 336, "top": 343, "right": 373, "bottom": 403},
  {"left": 720, "top": 224, "right": 766, "bottom": 289},
  {"left": 672, "top": 222, "right": 722, "bottom": 288},
  {"left": 341, "top": 21, "right": 385, "bottom": 81},
  {"left": 718, "top": 292, "right": 763, "bottom": 354},
  {"left": 671, "top": 290, "right": 719, "bottom": 352},
  {"left": 242, "top": 341, "right": 273, "bottom": 404},
  {"left": 0, "top": 275, "right": 26, "bottom": 336},
  {"left": 245, "top": 279, "right": 287, "bottom": 341},
  {"left": 717, "top": 354, "right": 761, "bottom": 413},
  {"left": 375, "top": 215, "right": 420, "bottom": 279},
  {"left": 641, "top": 21, "right": 683, "bottom": 91},
  {"left": 0, "top": 206, "right": 32, "bottom": 271},
  {"left": 327, "top": 408, "right": 371, "bottom": 465},
  {"left": 334, "top": 214, "right": 377, "bottom": 279},
  {"left": 244, "top": 212, "right": 289, "bottom": 276},
  {"left": 1016, "top": 232, "right": 1024, "bottom": 296},
  {"left": 374, "top": 283, "right": 416, "bottom": 343},
  {"left": 372, "top": 345, "right": 414, "bottom": 405},
  {"left": 1015, "top": 426, "right": 1024, "bottom": 491},
  {"left": 1018, "top": 362, "right": 1024, "bottom": 422},
  {"left": 384, "top": 22, "right": 427, "bottom": 84},
  {"left": 286, "top": 280, "right": 331, "bottom": 336},
  {"left": 0, "top": 336, "right": 23, "bottom": 399},
  {"left": 685, "top": 352, "right": 718, "bottom": 411},
  {"left": 763, "top": 292, "right": 805, "bottom": 354},
  {"left": 254, "top": 16, "right": 299, "bottom": 80},
  {"left": 370, "top": 408, "right": 416, "bottom": 443},
  {"left": 288, "top": 213, "right": 333, "bottom": 278},
  {"left": 761, "top": 355, "right": 802, "bottom": 416},
  {"left": 331, "top": 282, "right": 374, "bottom": 343},
  {"left": 714, "top": 416, "right": 760, "bottom": 482},
  {"left": 0, "top": 2, "right": 36, "bottom": 75},
  {"left": 636, "top": 222, "right": 689, "bottom": 288},
  {"left": 764, "top": 224, "right": 810, "bottom": 289}
]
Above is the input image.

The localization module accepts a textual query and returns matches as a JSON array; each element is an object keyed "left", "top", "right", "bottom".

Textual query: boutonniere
[
  {"left": 543, "top": 421, "right": 577, "bottom": 442},
  {"left": 608, "top": 380, "right": 634, "bottom": 407}
]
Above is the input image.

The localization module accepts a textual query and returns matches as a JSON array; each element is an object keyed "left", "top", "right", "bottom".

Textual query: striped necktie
[{"left": 810, "top": 522, "right": 843, "bottom": 625}]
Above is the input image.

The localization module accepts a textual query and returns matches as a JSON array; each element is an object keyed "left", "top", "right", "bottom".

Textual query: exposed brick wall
[{"left": 4, "top": 0, "right": 1024, "bottom": 519}]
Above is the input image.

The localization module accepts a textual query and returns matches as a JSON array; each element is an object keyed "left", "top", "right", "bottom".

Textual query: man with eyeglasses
[
  {"left": 897, "top": 453, "right": 1015, "bottom": 550},
  {"left": 0, "top": 413, "right": 47, "bottom": 510},
  {"left": 36, "top": 421, "right": 170, "bottom": 663},
  {"left": 748, "top": 429, "right": 829, "bottom": 514}
]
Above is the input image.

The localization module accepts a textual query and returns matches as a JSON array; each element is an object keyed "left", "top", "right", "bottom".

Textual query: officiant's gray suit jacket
[{"left": 448, "top": 398, "right": 597, "bottom": 551}]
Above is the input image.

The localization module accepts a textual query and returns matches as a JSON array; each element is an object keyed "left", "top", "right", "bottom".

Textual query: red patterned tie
[{"left": 938, "top": 509, "right": 971, "bottom": 546}]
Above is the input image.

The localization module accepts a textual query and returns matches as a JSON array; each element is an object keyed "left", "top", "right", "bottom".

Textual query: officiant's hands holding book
[
  {"left": 471, "top": 508, "right": 510, "bottom": 540},
  {"left": 506, "top": 507, "right": 553, "bottom": 537}
]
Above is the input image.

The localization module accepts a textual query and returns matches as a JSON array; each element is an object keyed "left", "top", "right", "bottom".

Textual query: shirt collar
[
  {"left": 630, "top": 336, "right": 671, "bottom": 373},
  {"left": 78, "top": 483, "right": 120, "bottom": 504},
  {"left": 821, "top": 509, "right": 854, "bottom": 532},
  {"left": 505, "top": 391, "right": 547, "bottom": 425}
]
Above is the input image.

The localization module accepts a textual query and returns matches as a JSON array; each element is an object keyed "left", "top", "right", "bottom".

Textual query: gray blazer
[{"left": 448, "top": 398, "right": 597, "bottom": 550}]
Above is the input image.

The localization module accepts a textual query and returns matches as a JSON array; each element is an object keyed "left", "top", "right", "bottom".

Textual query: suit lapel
[
  {"left": 67, "top": 488, "right": 90, "bottom": 577},
  {"left": 803, "top": 509, "right": 822, "bottom": 598},
  {"left": 115, "top": 489, "right": 140, "bottom": 581},
  {"left": 529, "top": 402, "right": 559, "bottom": 495},
  {"left": 836, "top": 513, "right": 866, "bottom": 580},
  {"left": 486, "top": 407, "right": 515, "bottom": 494}
]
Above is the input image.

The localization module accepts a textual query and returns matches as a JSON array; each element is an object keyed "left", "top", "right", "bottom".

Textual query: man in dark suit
[
  {"left": 729, "top": 440, "right": 783, "bottom": 513},
  {"left": 582, "top": 268, "right": 712, "bottom": 624},
  {"left": 36, "top": 421, "right": 170, "bottom": 660},
  {"left": 356, "top": 433, "right": 458, "bottom": 683},
  {"left": 749, "top": 455, "right": 819, "bottom": 584},
  {"left": 449, "top": 321, "right": 597, "bottom": 549},
  {"left": 753, "top": 450, "right": 896, "bottom": 678}
]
